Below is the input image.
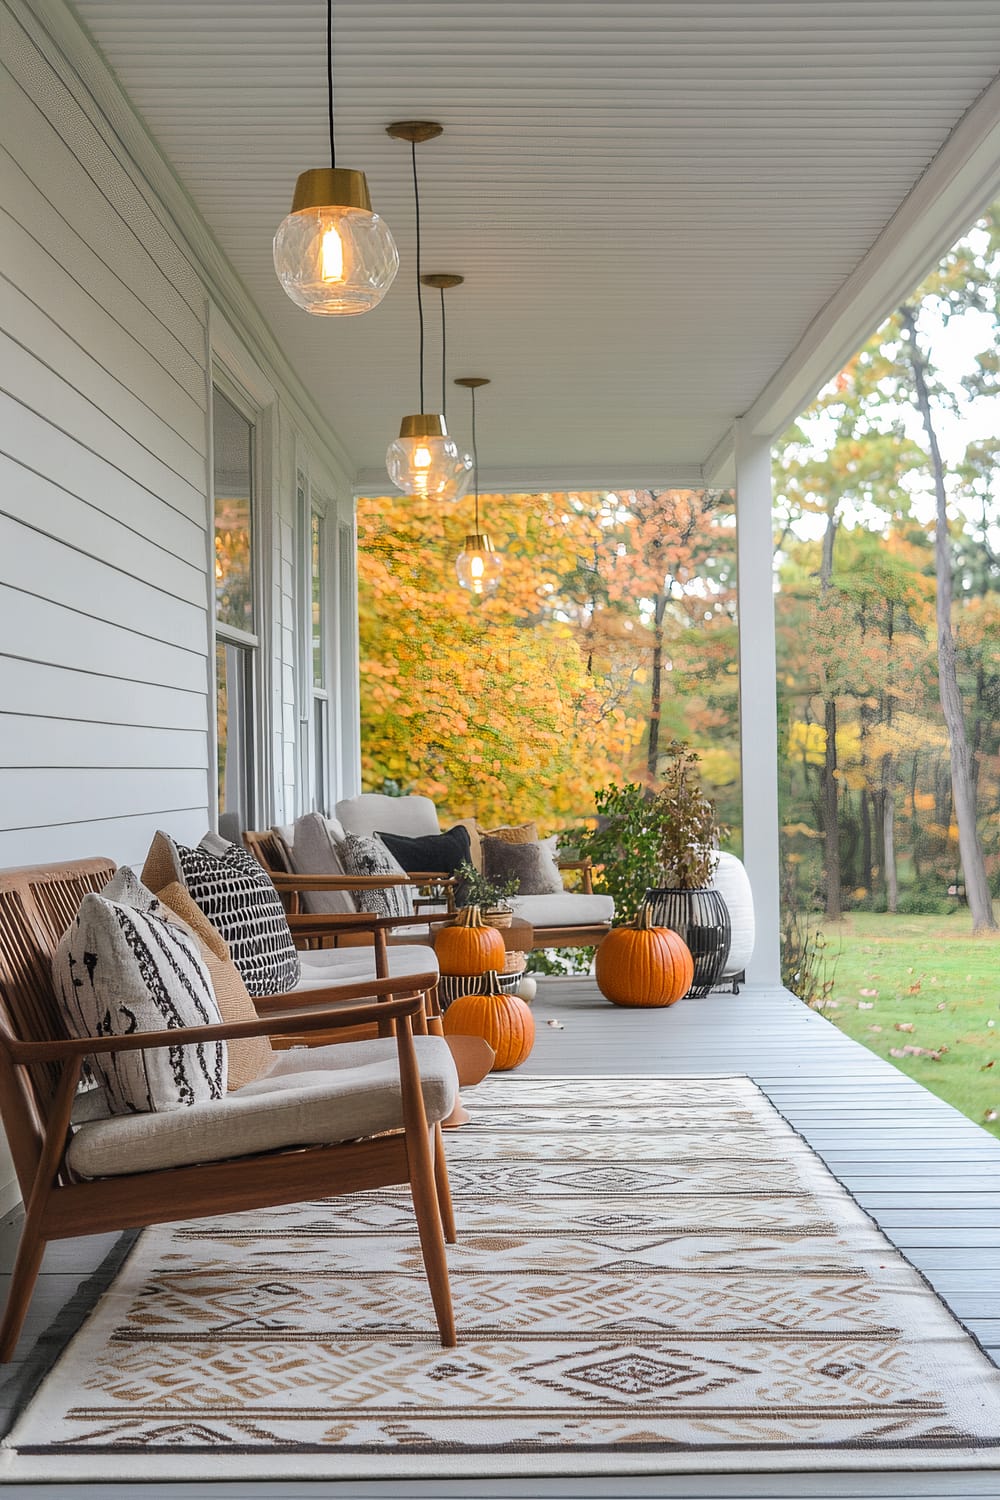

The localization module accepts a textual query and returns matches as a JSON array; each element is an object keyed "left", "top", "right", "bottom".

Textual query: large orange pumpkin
[
  {"left": 435, "top": 905, "right": 507, "bottom": 976},
  {"left": 594, "top": 904, "right": 694, "bottom": 1008},
  {"left": 442, "top": 971, "right": 535, "bottom": 1070}
]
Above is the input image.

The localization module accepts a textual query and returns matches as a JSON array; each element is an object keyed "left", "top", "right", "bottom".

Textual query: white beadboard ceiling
[{"left": 70, "top": 1, "right": 1000, "bottom": 491}]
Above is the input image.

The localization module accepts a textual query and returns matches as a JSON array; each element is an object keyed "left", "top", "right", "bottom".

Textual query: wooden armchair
[
  {"left": 245, "top": 829, "right": 458, "bottom": 923},
  {"left": 0, "top": 858, "right": 459, "bottom": 1361}
]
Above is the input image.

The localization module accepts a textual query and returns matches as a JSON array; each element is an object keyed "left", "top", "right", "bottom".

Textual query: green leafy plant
[
  {"left": 572, "top": 742, "right": 729, "bottom": 925},
  {"left": 454, "top": 860, "right": 520, "bottom": 912}
]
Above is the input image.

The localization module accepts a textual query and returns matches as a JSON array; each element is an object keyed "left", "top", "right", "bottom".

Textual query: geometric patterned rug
[{"left": 5, "top": 1075, "right": 1000, "bottom": 1481}]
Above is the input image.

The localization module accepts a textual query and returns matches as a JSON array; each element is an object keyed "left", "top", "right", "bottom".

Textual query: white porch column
[{"left": 734, "top": 420, "right": 782, "bottom": 987}]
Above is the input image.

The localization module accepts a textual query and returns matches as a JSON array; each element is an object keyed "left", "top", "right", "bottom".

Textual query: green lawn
[{"left": 812, "top": 912, "right": 1000, "bottom": 1140}]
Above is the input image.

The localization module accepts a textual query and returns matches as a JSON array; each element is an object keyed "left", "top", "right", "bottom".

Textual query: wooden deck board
[{"left": 0, "top": 978, "right": 997, "bottom": 1499}]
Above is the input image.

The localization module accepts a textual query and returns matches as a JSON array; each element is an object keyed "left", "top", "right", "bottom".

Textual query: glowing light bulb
[
  {"left": 320, "top": 225, "right": 344, "bottom": 282},
  {"left": 385, "top": 417, "right": 472, "bottom": 499},
  {"left": 456, "top": 533, "right": 502, "bottom": 596}
]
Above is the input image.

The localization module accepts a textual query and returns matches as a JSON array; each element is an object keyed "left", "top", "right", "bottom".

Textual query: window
[
  {"left": 213, "top": 386, "right": 257, "bottom": 835},
  {"left": 311, "top": 508, "right": 330, "bottom": 813}
]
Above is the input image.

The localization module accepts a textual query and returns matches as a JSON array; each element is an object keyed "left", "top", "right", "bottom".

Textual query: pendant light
[
  {"left": 273, "top": 0, "right": 398, "bottom": 315},
  {"left": 385, "top": 124, "right": 473, "bottom": 501},
  {"left": 422, "top": 271, "right": 475, "bottom": 489},
  {"left": 454, "top": 378, "right": 502, "bottom": 596}
]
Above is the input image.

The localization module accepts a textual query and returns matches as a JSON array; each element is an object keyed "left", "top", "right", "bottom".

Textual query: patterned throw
[{"left": 6, "top": 1076, "right": 1000, "bottom": 1481}]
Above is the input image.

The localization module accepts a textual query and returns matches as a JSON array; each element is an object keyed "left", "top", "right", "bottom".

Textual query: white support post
[{"left": 734, "top": 420, "right": 783, "bottom": 988}]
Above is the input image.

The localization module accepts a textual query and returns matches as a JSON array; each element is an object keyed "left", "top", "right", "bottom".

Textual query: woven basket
[
  {"left": 503, "top": 950, "right": 527, "bottom": 977},
  {"left": 439, "top": 969, "right": 522, "bottom": 1009},
  {"left": 483, "top": 910, "right": 514, "bottom": 930}
]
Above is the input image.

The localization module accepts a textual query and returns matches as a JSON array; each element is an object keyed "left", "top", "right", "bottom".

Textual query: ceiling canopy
[{"left": 70, "top": 1, "right": 1000, "bottom": 491}]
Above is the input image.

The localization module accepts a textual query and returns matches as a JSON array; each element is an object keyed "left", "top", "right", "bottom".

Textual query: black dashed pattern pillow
[
  {"left": 340, "top": 834, "right": 414, "bottom": 920},
  {"left": 174, "top": 838, "right": 300, "bottom": 998}
]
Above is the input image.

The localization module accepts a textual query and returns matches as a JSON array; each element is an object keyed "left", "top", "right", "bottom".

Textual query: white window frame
[{"left": 208, "top": 325, "right": 276, "bottom": 833}]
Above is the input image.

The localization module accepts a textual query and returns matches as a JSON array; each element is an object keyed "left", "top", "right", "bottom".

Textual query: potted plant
[
  {"left": 453, "top": 861, "right": 520, "bottom": 929},
  {"left": 574, "top": 741, "right": 732, "bottom": 997}
]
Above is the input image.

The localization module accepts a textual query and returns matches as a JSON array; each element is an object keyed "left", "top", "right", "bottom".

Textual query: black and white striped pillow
[
  {"left": 340, "top": 833, "right": 414, "bottom": 920},
  {"left": 174, "top": 837, "right": 300, "bottom": 998},
  {"left": 52, "top": 871, "right": 227, "bottom": 1115}
]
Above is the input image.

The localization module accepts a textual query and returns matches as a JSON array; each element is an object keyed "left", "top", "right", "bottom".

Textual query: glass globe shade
[
  {"left": 386, "top": 417, "right": 473, "bottom": 500},
  {"left": 456, "top": 533, "right": 502, "bottom": 596},
  {"left": 273, "top": 170, "right": 398, "bottom": 316}
]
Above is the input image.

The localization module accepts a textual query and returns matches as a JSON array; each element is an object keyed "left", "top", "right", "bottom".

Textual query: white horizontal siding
[{"left": 0, "top": 0, "right": 214, "bottom": 913}]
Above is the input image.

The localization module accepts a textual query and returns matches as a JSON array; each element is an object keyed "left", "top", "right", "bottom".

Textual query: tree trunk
[
  {"left": 910, "top": 752, "right": 921, "bottom": 879},
  {"left": 860, "top": 789, "right": 873, "bottom": 893},
  {"left": 823, "top": 697, "right": 842, "bottom": 919},
  {"left": 646, "top": 594, "right": 667, "bottom": 780},
  {"left": 899, "top": 306, "right": 996, "bottom": 931},
  {"left": 882, "top": 755, "right": 898, "bottom": 912},
  {"left": 819, "top": 510, "right": 841, "bottom": 920}
]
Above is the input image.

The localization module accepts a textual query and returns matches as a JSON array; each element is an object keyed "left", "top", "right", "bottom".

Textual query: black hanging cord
[
  {"left": 326, "top": 0, "right": 336, "bottom": 169},
  {"left": 471, "top": 384, "right": 481, "bottom": 531},
  {"left": 412, "top": 143, "right": 425, "bottom": 412},
  {"left": 440, "top": 289, "right": 447, "bottom": 419}
]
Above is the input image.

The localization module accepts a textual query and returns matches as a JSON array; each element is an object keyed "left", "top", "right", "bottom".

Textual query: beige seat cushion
[
  {"left": 295, "top": 943, "right": 439, "bottom": 991},
  {"left": 66, "top": 1035, "right": 458, "bottom": 1178},
  {"left": 157, "top": 882, "right": 274, "bottom": 1091},
  {"left": 510, "top": 893, "right": 615, "bottom": 928}
]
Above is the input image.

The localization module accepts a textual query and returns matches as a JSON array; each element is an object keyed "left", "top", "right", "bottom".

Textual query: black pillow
[{"left": 376, "top": 824, "right": 472, "bottom": 876}]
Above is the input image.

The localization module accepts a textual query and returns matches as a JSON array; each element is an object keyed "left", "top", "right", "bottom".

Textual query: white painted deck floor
[{"left": 1, "top": 977, "right": 999, "bottom": 1500}]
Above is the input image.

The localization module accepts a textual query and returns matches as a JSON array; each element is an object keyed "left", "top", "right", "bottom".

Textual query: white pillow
[{"left": 52, "top": 869, "right": 227, "bottom": 1115}]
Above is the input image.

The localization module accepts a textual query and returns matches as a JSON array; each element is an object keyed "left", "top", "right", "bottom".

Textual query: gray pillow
[
  {"left": 290, "top": 812, "right": 357, "bottom": 915},
  {"left": 481, "top": 835, "right": 564, "bottom": 895},
  {"left": 339, "top": 834, "right": 414, "bottom": 920}
]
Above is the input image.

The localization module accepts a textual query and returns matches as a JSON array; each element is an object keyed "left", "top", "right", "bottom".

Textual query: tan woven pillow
[
  {"left": 141, "top": 830, "right": 185, "bottom": 894},
  {"left": 157, "top": 882, "right": 273, "bottom": 1091},
  {"left": 156, "top": 881, "right": 229, "bottom": 960},
  {"left": 479, "top": 821, "right": 538, "bottom": 845}
]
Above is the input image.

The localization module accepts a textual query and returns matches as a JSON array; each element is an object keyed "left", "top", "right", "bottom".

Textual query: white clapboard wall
[{"left": 0, "top": 0, "right": 358, "bottom": 1210}]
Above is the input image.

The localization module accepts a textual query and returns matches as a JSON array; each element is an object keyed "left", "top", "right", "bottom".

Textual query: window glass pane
[
  {"left": 313, "top": 698, "right": 328, "bottom": 814},
  {"left": 312, "top": 510, "right": 324, "bottom": 687},
  {"left": 213, "top": 388, "right": 254, "bottom": 631},
  {"left": 216, "top": 640, "right": 253, "bottom": 834}
]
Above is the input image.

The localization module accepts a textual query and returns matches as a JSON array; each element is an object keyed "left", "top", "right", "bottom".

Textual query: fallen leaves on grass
[
  {"left": 986, "top": 1109, "right": 998, "bottom": 1123},
  {"left": 859, "top": 988, "right": 878, "bottom": 997},
  {"left": 982, "top": 1060, "right": 996, "bottom": 1071},
  {"left": 907, "top": 983, "right": 922, "bottom": 994},
  {"left": 858, "top": 1001, "right": 875, "bottom": 1010},
  {"left": 867, "top": 1025, "right": 883, "bottom": 1033},
  {"left": 895, "top": 1022, "right": 916, "bottom": 1033},
  {"left": 889, "top": 1044, "right": 948, "bottom": 1061}
]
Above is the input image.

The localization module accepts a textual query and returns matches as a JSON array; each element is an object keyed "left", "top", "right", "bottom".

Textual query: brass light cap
[
  {"left": 463, "top": 532, "right": 495, "bottom": 552},
  {"left": 386, "top": 121, "right": 444, "bottom": 144},
  {"left": 291, "top": 168, "right": 372, "bottom": 214},
  {"left": 454, "top": 376, "right": 491, "bottom": 389},
  {"left": 422, "top": 273, "right": 464, "bottom": 289},
  {"left": 398, "top": 413, "right": 448, "bottom": 440}
]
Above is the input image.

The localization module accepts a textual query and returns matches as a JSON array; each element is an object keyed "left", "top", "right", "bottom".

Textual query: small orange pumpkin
[
  {"left": 442, "top": 971, "right": 535, "bottom": 1070},
  {"left": 594, "top": 904, "right": 694, "bottom": 1008},
  {"left": 435, "top": 905, "right": 507, "bottom": 976}
]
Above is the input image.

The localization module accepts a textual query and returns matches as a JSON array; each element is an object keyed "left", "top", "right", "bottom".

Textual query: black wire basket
[{"left": 644, "top": 886, "right": 732, "bottom": 998}]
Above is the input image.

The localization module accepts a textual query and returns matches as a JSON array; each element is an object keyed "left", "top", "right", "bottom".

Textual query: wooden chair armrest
[
  {"left": 252, "top": 971, "right": 440, "bottom": 1014},
  {"left": 270, "top": 872, "right": 421, "bottom": 892},
  {"left": 558, "top": 857, "right": 594, "bottom": 894},
  {"left": 5, "top": 976, "right": 437, "bottom": 1063}
]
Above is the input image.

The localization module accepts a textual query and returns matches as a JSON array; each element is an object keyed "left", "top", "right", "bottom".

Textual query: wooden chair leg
[
  {"left": 433, "top": 1121, "right": 457, "bottom": 1244},
  {"left": 0, "top": 1219, "right": 46, "bottom": 1363},
  {"left": 408, "top": 1123, "right": 456, "bottom": 1346}
]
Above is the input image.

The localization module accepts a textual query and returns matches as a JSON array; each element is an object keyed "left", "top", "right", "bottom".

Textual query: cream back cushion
[{"left": 336, "top": 793, "right": 440, "bottom": 841}]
